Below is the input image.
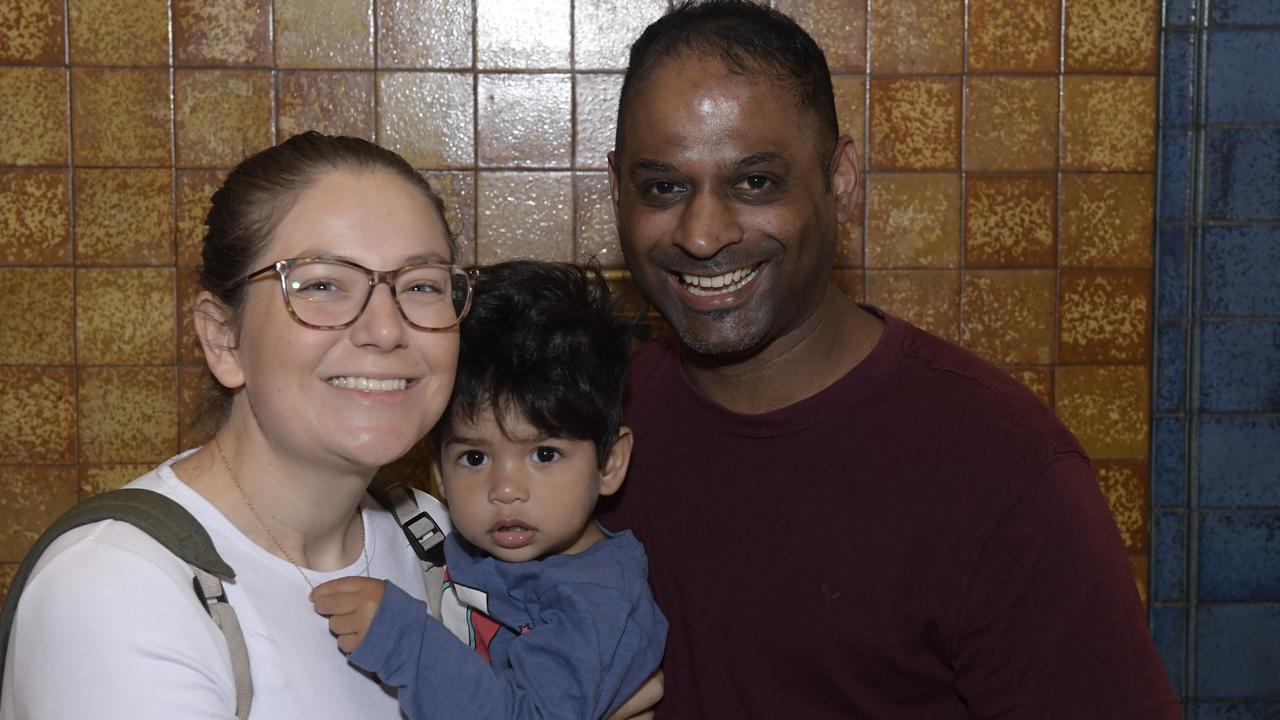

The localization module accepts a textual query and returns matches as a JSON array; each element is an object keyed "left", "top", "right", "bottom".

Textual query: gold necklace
[{"left": 213, "top": 437, "right": 371, "bottom": 590}]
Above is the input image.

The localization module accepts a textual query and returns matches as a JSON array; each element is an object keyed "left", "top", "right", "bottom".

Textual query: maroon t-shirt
[{"left": 599, "top": 311, "right": 1180, "bottom": 719}]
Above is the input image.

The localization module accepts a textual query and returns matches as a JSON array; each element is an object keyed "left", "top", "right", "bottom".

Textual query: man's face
[{"left": 610, "top": 55, "right": 856, "bottom": 358}]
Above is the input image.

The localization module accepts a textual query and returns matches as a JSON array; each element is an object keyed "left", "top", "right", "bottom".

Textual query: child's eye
[
  {"left": 531, "top": 447, "right": 561, "bottom": 464},
  {"left": 457, "top": 450, "right": 487, "bottom": 467}
]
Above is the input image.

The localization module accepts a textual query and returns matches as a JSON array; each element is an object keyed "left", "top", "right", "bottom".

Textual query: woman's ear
[
  {"left": 193, "top": 291, "right": 245, "bottom": 391},
  {"left": 598, "top": 426, "right": 634, "bottom": 497}
]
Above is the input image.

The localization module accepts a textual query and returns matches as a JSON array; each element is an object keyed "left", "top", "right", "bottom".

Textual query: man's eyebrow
[
  {"left": 733, "top": 152, "right": 785, "bottom": 170},
  {"left": 630, "top": 159, "right": 680, "bottom": 175}
]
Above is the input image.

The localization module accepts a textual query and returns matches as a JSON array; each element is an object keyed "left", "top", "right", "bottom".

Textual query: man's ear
[
  {"left": 598, "top": 426, "right": 634, "bottom": 497},
  {"left": 829, "top": 135, "right": 860, "bottom": 225},
  {"left": 193, "top": 291, "right": 245, "bottom": 391},
  {"left": 607, "top": 150, "right": 622, "bottom": 217}
]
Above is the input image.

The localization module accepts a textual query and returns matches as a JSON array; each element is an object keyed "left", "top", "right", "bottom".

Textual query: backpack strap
[
  {"left": 368, "top": 483, "right": 447, "bottom": 619},
  {"left": 0, "top": 488, "right": 253, "bottom": 720}
]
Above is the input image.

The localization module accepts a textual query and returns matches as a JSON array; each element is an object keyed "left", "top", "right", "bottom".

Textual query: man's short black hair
[
  {"left": 614, "top": 0, "right": 839, "bottom": 164},
  {"left": 435, "top": 260, "right": 629, "bottom": 468}
]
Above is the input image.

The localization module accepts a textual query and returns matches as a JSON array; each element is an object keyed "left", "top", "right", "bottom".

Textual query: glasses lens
[
  {"left": 284, "top": 261, "right": 368, "bottom": 327},
  {"left": 394, "top": 265, "right": 465, "bottom": 329}
]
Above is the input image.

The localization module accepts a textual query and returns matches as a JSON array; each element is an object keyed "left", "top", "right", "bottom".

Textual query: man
[{"left": 600, "top": 1, "right": 1181, "bottom": 718}]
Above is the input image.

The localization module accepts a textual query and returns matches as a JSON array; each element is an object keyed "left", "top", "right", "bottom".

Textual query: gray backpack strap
[
  {"left": 0, "top": 488, "right": 253, "bottom": 720},
  {"left": 368, "top": 483, "right": 447, "bottom": 619}
]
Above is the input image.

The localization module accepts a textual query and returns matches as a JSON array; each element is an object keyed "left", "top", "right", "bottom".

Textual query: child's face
[{"left": 437, "top": 407, "right": 631, "bottom": 563}]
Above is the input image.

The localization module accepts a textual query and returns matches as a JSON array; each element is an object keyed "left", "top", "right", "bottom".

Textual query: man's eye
[
  {"left": 736, "top": 175, "right": 772, "bottom": 192},
  {"left": 531, "top": 447, "right": 561, "bottom": 464},
  {"left": 458, "top": 450, "right": 487, "bottom": 467},
  {"left": 641, "top": 180, "right": 685, "bottom": 199}
]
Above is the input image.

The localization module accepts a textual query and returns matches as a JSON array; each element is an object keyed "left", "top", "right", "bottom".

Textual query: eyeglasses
[{"left": 233, "top": 257, "right": 476, "bottom": 331}]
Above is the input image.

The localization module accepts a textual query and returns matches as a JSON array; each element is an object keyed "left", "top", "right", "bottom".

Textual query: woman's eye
[
  {"left": 458, "top": 450, "right": 487, "bottom": 467},
  {"left": 403, "top": 281, "right": 444, "bottom": 295},
  {"left": 294, "top": 279, "right": 340, "bottom": 293},
  {"left": 531, "top": 447, "right": 561, "bottom": 464}
]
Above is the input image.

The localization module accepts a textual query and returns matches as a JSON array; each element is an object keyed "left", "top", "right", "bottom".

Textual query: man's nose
[{"left": 673, "top": 189, "right": 744, "bottom": 259}]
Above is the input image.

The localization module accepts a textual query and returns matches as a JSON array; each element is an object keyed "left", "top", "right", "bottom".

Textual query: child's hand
[{"left": 310, "top": 576, "right": 388, "bottom": 654}]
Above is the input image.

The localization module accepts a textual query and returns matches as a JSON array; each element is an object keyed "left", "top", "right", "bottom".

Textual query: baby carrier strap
[
  {"left": 368, "top": 483, "right": 447, "bottom": 619},
  {"left": 0, "top": 488, "right": 253, "bottom": 720}
]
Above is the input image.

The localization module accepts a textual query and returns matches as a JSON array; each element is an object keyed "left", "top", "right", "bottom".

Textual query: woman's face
[{"left": 224, "top": 169, "right": 459, "bottom": 472}]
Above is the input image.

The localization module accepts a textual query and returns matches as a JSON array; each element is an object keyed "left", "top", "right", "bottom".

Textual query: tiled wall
[
  {"left": 1151, "top": 0, "right": 1280, "bottom": 715},
  {"left": 0, "top": 0, "right": 1158, "bottom": 615}
]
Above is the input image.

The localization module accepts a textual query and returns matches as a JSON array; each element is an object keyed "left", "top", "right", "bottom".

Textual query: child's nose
[{"left": 488, "top": 473, "right": 529, "bottom": 503}]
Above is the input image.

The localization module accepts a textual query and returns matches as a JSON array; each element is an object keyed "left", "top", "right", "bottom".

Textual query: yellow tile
[
  {"left": 0, "top": 267, "right": 74, "bottom": 365},
  {"left": 831, "top": 269, "right": 866, "bottom": 304},
  {"left": 1131, "top": 553, "right": 1149, "bottom": 608},
  {"left": 1003, "top": 365, "right": 1054, "bottom": 408},
  {"left": 476, "top": 172, "right": 574, "bottom": 264},
  {"left": 1055, "top": 365, "right": 1149, "bottom": 460},
  {"left": 80, "top": 464, "right": 151, "bottom": 497},
  {"left": 68, "top": 0, "right": 168, "bottom": 65},
  {"left": 424, "top": 171, "right": 477, "bottom": 266},
  {"left": 0, "top": 67, "right": 68, "bottom": 165},
  {"left": 478, "top": 74, "right": 572, "bottom": 168},
  {"left": 1095, "top": 461, "right": 1149, "bottom": 553},
  {"left": 1060, "top": 173, "right": 1154, "bottom": 268},
  {"left": 0, "top": 368, "right": 76, "bottom": 464},
  {"left": 967, "top": 0, "right": 1059, "bottom": 73},
  {"left": 0, "top": 466, "right": 77, "bottom": 561},
  {"left": 73, "top": 168, "right": 174, "bottom": 265},
  {"left": 176, "top": 170, "right": 225, "bottom": 267},
  {"left": 179, "top": 366, "right": 222, "bottom": 451},
  {"left": 1065, "top": 0, "right": 1159, "bottom": 73},
  {"left": 0, "top": 0, "right": 64, "bottom": 63},
  {"left": 870, "top": 0, "right": 964, "bottom": 73},
  {"left": 177, "top": 268, "right": 204, "bottom": 366},
  {"left": 1059, "top": 270, "right": 1152, "bottom": 364},
  {"left": 965, "top": 76, "right": 1058, "bottom": 172},
  {"left": 278, "top": 71, "right": 376, "bottom": 140},
  {"left": 173, "top": 0, "right": 271, "bottom": 66},
  {"left": 175, "top": 69, "right": 274, "bottom": 168},
  {"left": 71, "top": 68, "right": 171, "bottom": 166},
  {"left": 477, "top": 0, "right": 570, "bottom": 70},
  {"left": 574, "top": 0, "right": 667, "bottom": 70},
  {"left": 275, "top": 0, "right": 373, "bottom": 68},
  {"left": 575, "top": 73, "right": 623, "bottom": 169},
  {"left": 574, "top": 173, "right": 622, "bottom": 269},
  {"left": 774, "top": 0, "right": 867, "bottom": 72},
  {"left": 1062, "top": 75, "right": 1157, "bottom": 172},
  {"left": 377, "top": 71, "right": 474, "bottom": 168},
  {"left": 865, "top": 173, "right": 961, "bottom": 268},
  {"left": 865, "top": 270, "right": 961, "bottom": 342},
  {"left": 869, "top": 77, "right": 961, "bottom": 171},
  {"left": 835, "top": 199, "right": 865, "bottom": 269},
  {"left": 75, "top": 268, "right": 176, "bottom": 365},
  {"left": 78, "top": 366, "right": 179, "bottom": 464},
  {"left": 964, "top": 175, "right": 1056, "bottom": 268},
  {"left": 0, "top": 169, "right": 70, "bottom": 265},
  {"left": 832, "top": 74, "right": 867, "bottom": 157},
  {"left": 961, "top": 270, "right": 1056, "bottom": 364},
  {"left": 377, "top": 0, "right": 472, "bottom": 68}
]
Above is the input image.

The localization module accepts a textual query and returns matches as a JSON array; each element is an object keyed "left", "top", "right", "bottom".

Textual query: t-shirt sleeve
[
  {"left": 2, "top": 527, "right": 237, "bottom": 719},
  {"left": 951, "top": 453, "right": 1181, "bottom": 719}
]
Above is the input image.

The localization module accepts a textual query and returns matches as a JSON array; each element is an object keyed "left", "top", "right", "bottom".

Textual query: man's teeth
[
  {"left": 680, "top": 266, "right": 759, "bottom": 296},
  {"left": 327, "top": 377, "right": 408, "bottom": 392}
]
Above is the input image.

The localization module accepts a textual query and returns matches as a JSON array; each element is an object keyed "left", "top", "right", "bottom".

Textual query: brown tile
[
  {"left": 1065, "top": 0, "right": 1159, "bottom": 73},
  {"left": 477, "top": 0, "right": 571, "bottom": 70},
  {"left": 964, "top": 76, "right": 1057, "bottom": 172},
  {"left": 1059, "top": 270, "right": 1152, "bottom": 364},
  {"left": 173, "top": 0, "right": 272, "bottom": 66},
  {"left": 865, "top": 270, "right": 961, "bottom": 342},
  {"left": 424, "top": 171, "right": 477, "bottom": 266},
  {"left": 478, "top": 73, "right": 572, "bottom": 168},
  {"left": 831, "top": 270, "right": 866, "bottom": 304},
  {"left": 0, "top": 466, "right": 77, "bottom": 561},
  {"left": 835, "top": 206, "right": 865, "bottom": 269},
  {"left": 68, "top": 0, "right": 168, "bottom": 65},
  {"left": 80, "top": 464, "right": 151, "bottom": 497},
  {"left": 0, "top": 169, "right": 70, "bottom": 265},
  {"left": 0, "top": 368, "right": 76, "bottom": 464},
  {"left": 1095, "top": 461, "right": 1149, "bottom": 553},
  {"left": 1131, "top": 553, "right": 1149, "bottom": 608},
  {"left": 476, "top": 172, "right": 574, "bottom": 264},
  {"left": 1055, "top": 365, "right": 1148, "bottom": 460},
  {"left": 378, "top": 0, "right": 472, "bottom": 69},
  {"left": 274, "top": 0, "right": 373, "bottom": 69},
  {"left": 869, "top": 77, "right": 961, "bottom": 171},
  {"left": 575, "top": 173, "right": 622, "bottom": 269},
  {"left": 0, "top": 563, "right": 17, "bottom": 606},
  {"left": 177, "top": 268, "right": 204, "bottom": 366},
  {"left": 967, "top": 0, "right": 1059, "bottom": 73},
  {"left": 1003, "top": 365, "right": 1053, "bottom": 408},
  {"left": 865, "top": 173, "right": 961, "bottom": 269},
  {"left": 961, "top": 270, "right": 1056, "bottom": 364},
  {"left": 75, "top": 268, "right": 176, "bottom": 365},
  {"left": 377, "top": 71, "right": 474, "bottom": 168},
  {"left": 870, "top": 0, "right": 964, "bottom": 73},
  {"left": 832, "top": 74, "right": 867, "bottom": 157},
  {"left": 773, "top": 0, "right": 867, "bottom": 72},
  {"left": 278, "top": 71, "right": 376, "bottom": 140},
  {"left": 574, "top": 0, "right": 667, "bottom": 70},
  {"left": 0, "top": 0, "right": 64, "bottom": 64},
  {"left": 0, "top": 268, "right": 74, "bottom": 365},
  {"left": 0, "top": 67, "right": 68, "bottom": 165},
  {"left": 71, "top": 68, "right": 171, "bottom": 167},
  {"left": 575, "top": 73, "right": 623, "bottom": 169},
  {"left": 964, "top": 175, "right": 1056, "bottom": 268},
  {"left": 176, "top": 170, "right": 225, "bottom": 267},
  {"left": 79, "top": 366, "right": 179, "bottom": 464},
  {"left": 1060, "top": 173, "right": 1154, "bottom": 268},
  {"left": 1062, "top": 75, "right": 1157, "bottom": 172},
  {"left": 73, "top": 168, "right": 174, "bottom": 265},
  {"left": 179, "top": 366, "right": 222, "bottom": 451},
  {"left": 374, "top": 440, "right": 436, "bottom": 495},
  {"left": 175, "top": 69, "right": 275, "bottom": 168}
]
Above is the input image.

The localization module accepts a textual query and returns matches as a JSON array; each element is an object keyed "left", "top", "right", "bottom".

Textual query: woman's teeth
[
  {"left": 680, "top": 265, "right": 759, "bottom": 296},
  {"left": 327, "top": 377, "right": 408, "bottom": 392}
]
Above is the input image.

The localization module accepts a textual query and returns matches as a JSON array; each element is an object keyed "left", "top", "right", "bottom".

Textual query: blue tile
[
  {"left": 1211, "top": 0, "right": 1280, "bottom": 25},
  {"left": 1157, "top": 321, "right": 1188, "bottom": 412},
  {"left": 1153, "top": 416, "right": 1188, "bottom": 507},
  {"left": 1161, "top": 130, "right": 1193, "bottom": 222},
  {"left": 1154, "top": 511, "right": 1188, "bottom": 602},
  {"left": 1192, "top": 702, "right": 1280, "bottom": 720},
  {"left": 1196, "top": 605, "right": 1280, "bottom": 697},
  {"left": 1203, "top": 225, "right": 1280, "bottom": 316},
  {"left": 1208, "top": 31, "right": 1280, "bottom": 124},
  {"left": 1205, "top": 128, "right": 1280, "bottom": 221},
  {"left": 1199, "top": 320, "right": 1280, "bottom": 412},
  {"left": 1164, "top": 31, "right": 1196, "bottom": 126},
  {"left": 1158, "top": 225, "right": 1189, "bottom": 318},
  {"left": 1198, "top": 512, "right": 1280, "bottom": 601},
  {"left": 1199, "top": 416, "right": 1280, "bottom": 507},
  {"left": 1165, "top": 0, "right": 1198, "bottom": 27},
  {"left": 1151, "top": 605, "right": 1187, "bottom": 697}
]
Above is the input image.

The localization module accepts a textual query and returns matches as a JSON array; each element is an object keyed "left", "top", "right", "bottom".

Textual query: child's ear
[
  {"left": 193, "top": 291, "right": 245, "bottom": 391},
  {"left": 598, "top": 426, "right": 633, "bottom": 497}
]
